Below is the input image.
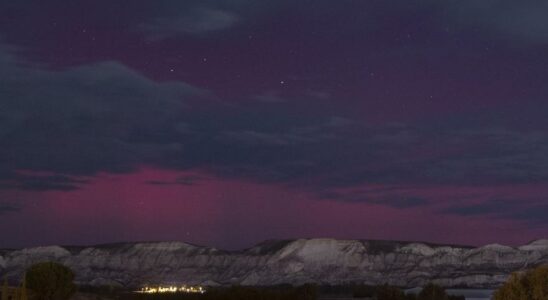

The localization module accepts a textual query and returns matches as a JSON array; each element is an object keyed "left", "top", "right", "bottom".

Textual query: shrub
[
  {"left": 405, "top": 294, "right": 417, "bottom": 300},
  {"left": 493, "top": 265, "right": 548, "bottom": 300},
  {"left": 417, "top": 283, "right": 448, "bottom": 300},
  {"left": 352, "top": 284, "right": 375, "bottom": 298},
  {"left": 26, "top": 262, "right": 77, "bottom": 300},
  {"left": 375, "top": 284, "right": 406, "bottom": 300}
]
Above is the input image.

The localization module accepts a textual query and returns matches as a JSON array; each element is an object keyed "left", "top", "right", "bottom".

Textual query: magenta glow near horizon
[{"left": 0, "top": 1, "right": 547, "bottom": 249}]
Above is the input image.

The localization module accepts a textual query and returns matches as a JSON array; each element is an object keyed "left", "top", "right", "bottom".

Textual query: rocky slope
[{"left": 1, "top": 239, "right": 547, "bottom": 288}]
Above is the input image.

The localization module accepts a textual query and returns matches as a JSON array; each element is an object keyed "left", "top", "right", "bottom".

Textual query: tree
[
  {"left": 406, "top": 294, "right": 417, "bottom": 300},
  {"left": 530, "top": 265, "right": 548, "bottom": 300},
  {"left": 417, "top": 283, "right": 448, "bottom": 300},
  {"left": 352, "top": 284, "right": 376, "bottom": 298},
  {"left": 2, "top": 278, "right": 8, "bottom": 300},
  {"left": 375, "top": 284, "right": 406, "bottom": 300},
  {"left": 20, "top": 276, "right": 28, "bottom": 300},
  {"left": 493, "top": 266, "right": 548, "bottom": 300},
  {"left": 297, "top": 284, "right": 317, "bottom": 300},
  {"left": 25, "top": 262, "right": 76, "bottom": 300}
]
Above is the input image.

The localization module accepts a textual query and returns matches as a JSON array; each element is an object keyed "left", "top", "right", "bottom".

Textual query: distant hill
[{"left": 1, "top": 238, "right": 547, "bottom": 288}]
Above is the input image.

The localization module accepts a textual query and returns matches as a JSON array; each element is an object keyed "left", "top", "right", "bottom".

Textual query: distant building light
[{"left": 136, "top": 285, "right": 205, "bottom": 294}]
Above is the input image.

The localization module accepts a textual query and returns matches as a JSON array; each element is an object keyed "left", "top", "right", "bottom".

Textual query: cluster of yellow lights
[{"left": 138, "top": 285, "right": 205, "bottom": 294}]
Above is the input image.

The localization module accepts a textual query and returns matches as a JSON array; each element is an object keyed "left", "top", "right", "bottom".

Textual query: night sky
[{"left": 1, "top": 0, "right": 548, "bottom": 249}]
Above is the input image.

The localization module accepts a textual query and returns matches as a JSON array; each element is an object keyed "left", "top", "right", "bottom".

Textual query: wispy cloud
[{"left": 139, "top": 8, "right": 238, "bottom": 40}]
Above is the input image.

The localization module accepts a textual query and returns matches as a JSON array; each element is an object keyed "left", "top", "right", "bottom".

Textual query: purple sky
[{"left": 1, "top": 0, "right": 547, "bottom": 249}]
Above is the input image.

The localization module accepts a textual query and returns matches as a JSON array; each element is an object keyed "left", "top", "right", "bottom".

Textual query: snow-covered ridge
[
  {"left": 1, "top": 238, "right": 547, "bottom": 288},
  {"left": 518, "top": 239, "right": 548, "bottom": 251}
]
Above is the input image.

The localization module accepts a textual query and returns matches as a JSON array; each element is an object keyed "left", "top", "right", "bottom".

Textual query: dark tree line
[
  {"left": 16, "top": 262, "right": 548, "bottom": 300},
  {"left": 25, "top": 262, "right": 76, "bottom": 300},
  {"left": 352, "top": 283, "right": 464, "bottom": 300}
]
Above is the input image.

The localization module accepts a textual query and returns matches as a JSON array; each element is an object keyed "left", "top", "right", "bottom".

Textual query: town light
[{"left": 137, "top": 285, "right": 205, "bottom": 294}]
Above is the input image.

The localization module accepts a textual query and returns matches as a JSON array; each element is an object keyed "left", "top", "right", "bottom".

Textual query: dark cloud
[
  {"left": 188, "top": 120, "right": 548, "bottom": 188},
  {"left": 0, "top": 46, "right": 205, "bottom": 189},
  {"left": 380, "top": 197, "right": 429, "bottom": 208},
  {"left": 447, "top": 0, "right": 548, "bottom": 43},
  {"left": 146, "top": 175, "right": 207, "bottom": 186},
  {"left": 319, "top": 189, "right": 430, "bottom": 209},
  {"left": 2, "top": 42, "right": 548, "bottom": 202},
  {"left": 0, "top": 173, "right": 88, "bottom": 191},
  {"left": 1, "top": 0, "right": 548, "bottom": 215},
  {"left": 3, "top": 0, "right": 548, "bottom": 46},
  {"left": 444, "top": 197, "right": 548, "bottom": 225},
  {"left": 0, "top": 203, "right": 20, "bottom": 215}
]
